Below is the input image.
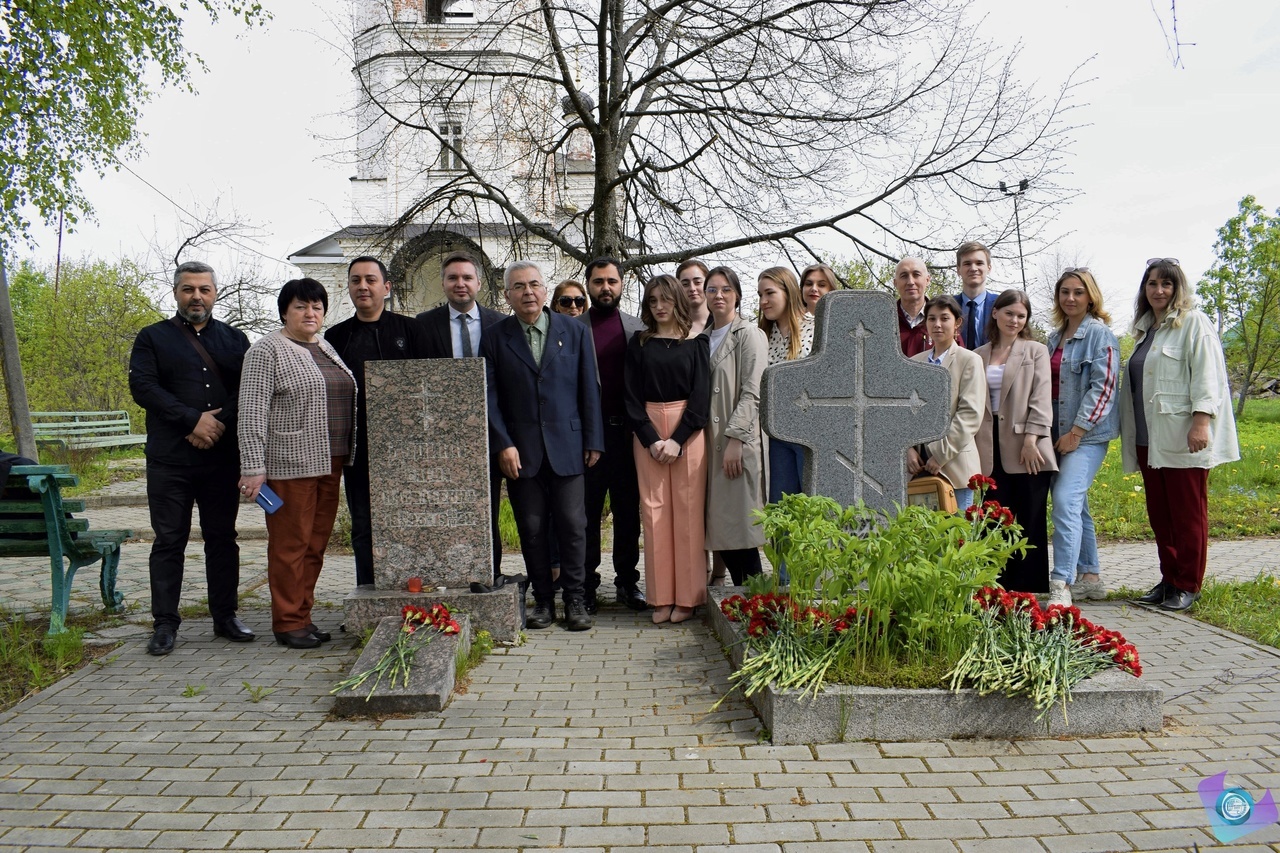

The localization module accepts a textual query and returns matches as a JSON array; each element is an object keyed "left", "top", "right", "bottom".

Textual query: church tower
[{"left": 291, "top": 0, "right": 595, "bottom": 320}]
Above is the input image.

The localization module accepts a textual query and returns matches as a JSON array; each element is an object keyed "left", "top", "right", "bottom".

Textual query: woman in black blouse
[{"left": 625, "top": 275, "right": 711, "bottom": 624}]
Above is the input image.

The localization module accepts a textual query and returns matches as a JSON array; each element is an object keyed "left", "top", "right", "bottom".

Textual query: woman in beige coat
[
  {"left": 975, "top": 289, "right": 1057, "bottom": 593},
  {"left": 908, "top": 296, "right": 986, "bottom": 511},
  {"left": 703, "top": 267, "right": 768, "bottom": 584}
]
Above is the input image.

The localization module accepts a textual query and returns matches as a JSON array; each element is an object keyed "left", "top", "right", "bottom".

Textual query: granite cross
[{"left": 760, "top": 290, "right": 952, "bottom": 513}]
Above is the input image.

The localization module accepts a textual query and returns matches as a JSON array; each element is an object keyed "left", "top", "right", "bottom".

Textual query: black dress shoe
[
  {"left": 583, "top": 589, "right": 599, "bottom": 615},
  {"left": 306, "top": 624, "right": 331, "bottom": 642},
  {"left": 213, "top": 616, "right": 256, "bottom": 642},
  {"left": 274, "top": 629, "right": 322, "bottom": 649},
  {"left": 1160, "top": 588, "right": 1200, "bottom": 612},
  {"left": 564, "top": 598, "right": 594, "bottom": 631},
  {"left": 147, "top": 629, "right": 176, "bottom": 656},
  {"left": 1135, "top": 581, "right": 1169, "bottom": 605},
  {"left": 526, "top": 601, "right": 556, "bottom": 629},
  {"left": 616, "top": 584, "right": 648, "bottom": 611}
]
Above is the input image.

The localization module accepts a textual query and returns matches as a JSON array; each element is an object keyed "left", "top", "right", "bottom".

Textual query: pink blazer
[{"left": 975, "top": 338, "right": 1058, "bottom": 475}]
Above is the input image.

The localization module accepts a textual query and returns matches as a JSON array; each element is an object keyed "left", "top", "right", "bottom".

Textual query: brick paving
[{"left": 2, "top": 493, "right": 1280, "bottom": 850}]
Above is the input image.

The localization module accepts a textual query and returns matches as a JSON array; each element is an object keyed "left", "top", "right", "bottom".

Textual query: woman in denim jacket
[
  {"left": 1120, "top": 259, "right": 1238, "bottom": 611},
  {"left": 1046, "top": 269, "right": 1120, "bottom": 606}
]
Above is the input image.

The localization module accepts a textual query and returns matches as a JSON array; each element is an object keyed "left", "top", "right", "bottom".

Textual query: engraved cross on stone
[{"left": 761, "top": 291, "right": 952, "bottom": 513}]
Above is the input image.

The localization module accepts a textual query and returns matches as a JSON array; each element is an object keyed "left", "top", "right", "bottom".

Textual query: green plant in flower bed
[
  {"left": 723, "top": 478, "right": 1026, "bottom": 697},
  {"left": 331, "top": 603, "right": 461, "bottom": 699},
  {"left": 947, "top": 587, "right": 1141, "bottom": 722}
]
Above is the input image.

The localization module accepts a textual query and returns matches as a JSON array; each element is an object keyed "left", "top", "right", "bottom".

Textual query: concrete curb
[{"left": 708, "top": 588, "right": 1164, "bottom": 744}]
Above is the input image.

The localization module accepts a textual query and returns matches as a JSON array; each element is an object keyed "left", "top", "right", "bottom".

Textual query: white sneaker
[
  {"left": 1048, "top": 579, "right": 1072, "bottom": 606},
  {"left": 1073, "top": 576, "right": 1107, "bottom": 601}
]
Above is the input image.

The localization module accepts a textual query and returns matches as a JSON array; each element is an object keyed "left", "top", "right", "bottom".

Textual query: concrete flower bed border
[{"left": 707, "top": 589, "right": 1163, "bottom": 744}]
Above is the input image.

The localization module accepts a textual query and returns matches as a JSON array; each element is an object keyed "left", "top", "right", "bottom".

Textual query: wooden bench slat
[
  {"left": 0, "top": 499, "right": 87, "bottom": 513},
  {"left": 30, "top": 411, "right": 145, "bottom": 450},
  {"left": 0, "top": 518, "right": 90, "bottom": 534}
]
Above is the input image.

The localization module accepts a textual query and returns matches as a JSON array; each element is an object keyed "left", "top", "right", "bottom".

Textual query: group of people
[
  {"left": 888, "top": 245, "right": 1239, "bottom": 612},
  {"left": 127, "top": 241, "right": 1239, "bottom": 655}
]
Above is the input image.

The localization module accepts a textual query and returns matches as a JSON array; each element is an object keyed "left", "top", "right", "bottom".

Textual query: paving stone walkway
[{"left": 2, "top": 497, "right": 1280, "bottom": 850}]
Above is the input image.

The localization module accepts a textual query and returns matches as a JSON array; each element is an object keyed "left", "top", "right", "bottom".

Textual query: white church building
[{"left": 289, "top": 0, "right": 595, "bottom": 321}]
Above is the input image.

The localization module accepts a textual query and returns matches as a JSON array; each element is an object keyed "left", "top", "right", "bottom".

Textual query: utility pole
[
  {"left": 0, "top": 253, "right": 38, "bottom": 459},
  {"left": 1000, "top": 179, "right": 1030, "bottom": 290}
]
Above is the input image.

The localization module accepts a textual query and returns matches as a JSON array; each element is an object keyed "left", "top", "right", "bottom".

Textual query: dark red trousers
[
  {"left": 1136, "top": 446, "right": 1210, "bottom": 594},
  {"left": 265, "top": 458, "right": 343, "bottom": 632}
]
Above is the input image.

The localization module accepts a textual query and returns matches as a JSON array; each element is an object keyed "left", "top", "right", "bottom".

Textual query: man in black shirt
[
  {"left": 325, "top": 256, "right": 428, "bottom": 586},
  {"left": 129, "top": 261, "right": 252, "bottom": 655}
]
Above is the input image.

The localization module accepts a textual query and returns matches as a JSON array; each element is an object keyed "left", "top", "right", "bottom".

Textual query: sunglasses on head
[
  {"left": 1146, "top": 257, "right": 1180, "bottom": 267},
  {"left": 557, "top": 296, "right": 586, "bottom": 308}
]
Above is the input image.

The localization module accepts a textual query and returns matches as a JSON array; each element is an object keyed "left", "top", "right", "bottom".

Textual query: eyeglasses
[
  {"left": 1146, "top": 257, "right": 1180, "bottom": 267},
  {"left": 557, "top": 295, "right": 586, "bottom": 308},
  {"left": 1062, "top": 266, "right": 1091, "bottom": 275}
]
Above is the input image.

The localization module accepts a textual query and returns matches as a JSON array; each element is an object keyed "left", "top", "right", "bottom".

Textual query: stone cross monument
[{"left": 761, "top": 290, "right": 951, "bottom": 513}]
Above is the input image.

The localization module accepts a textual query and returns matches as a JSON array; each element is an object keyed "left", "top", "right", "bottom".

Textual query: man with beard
[
  {"left": 129, "top": 261, "right": 252, "bottom": 655},
  {"left": 579, "top": 257, "right": 647, "bottom": 613}
]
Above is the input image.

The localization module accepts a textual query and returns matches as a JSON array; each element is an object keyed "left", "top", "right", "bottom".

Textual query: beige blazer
[
  {"left": 911, "top": 346, "right": 985, "bottom": 490},
  {"left": 705, "top": 318, "right": 767, "bottom": 551},
  {"left": 975, "top": 339, "right": 1058, "bottom": 475}
]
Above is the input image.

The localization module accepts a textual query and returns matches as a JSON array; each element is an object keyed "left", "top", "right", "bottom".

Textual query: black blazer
[
  {"left": 481, "top": 310, "right": 605, "bottom": 479},
  {"left": 417, "top": 303, "right": 506, "bottom": 359}
]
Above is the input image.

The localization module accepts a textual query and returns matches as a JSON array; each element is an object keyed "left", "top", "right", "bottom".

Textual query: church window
[{"left": 438, "top": 122, "right": 464, "bottom": 170}]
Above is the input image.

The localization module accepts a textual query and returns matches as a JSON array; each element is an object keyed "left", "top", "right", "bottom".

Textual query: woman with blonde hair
[
  {"left": 758, "top": 266, "right": 813, "bottom": 504},
  {"left": 1046, "top": 268, "right": 1120, "bottom": 606},
  {"left": 625, "top": 275, "right": 710, "bottom": 623},
  {"left": 975, "top": 289, "right": 1057, "bottom": 593},
  {"left": 799, "top": 263, "right": 840, "bottom": 314},
  {"left": 1121, "top": 258, "right": 1238, "bottom": 611}
]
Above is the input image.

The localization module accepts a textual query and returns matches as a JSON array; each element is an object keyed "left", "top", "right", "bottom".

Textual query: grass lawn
[
  {"left": 1088, "top": 397, "right": 1280, "bottom": 541},
  {"left": 1193, "top": 574, "right": 1280, "bottom": 648}
]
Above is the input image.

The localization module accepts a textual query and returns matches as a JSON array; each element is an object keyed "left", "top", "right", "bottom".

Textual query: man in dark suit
[
  {"left": 579, "top": 257, "right": 647, "bottom": 613},
  {"left": 954, "top": 241, "right": 999, "bottom": 350},
  {"left": 325, "top": 256, "right": 429, "bottom": 586},
  {"left": 416, "top": 251, "right": 507, "bottom": 580},
  {"left": 129, "top": 261, "right": 252, "bottom": 655},
  {"left": 481, "top": 260, "right": 604, "bottom": 631}
]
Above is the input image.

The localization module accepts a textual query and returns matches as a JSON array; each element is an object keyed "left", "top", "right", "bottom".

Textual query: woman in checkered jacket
[{"left": 238, "top": 279, "right": 357, "bottom": 649}]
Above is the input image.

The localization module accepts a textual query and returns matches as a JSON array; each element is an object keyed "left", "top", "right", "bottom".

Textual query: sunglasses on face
[{"left": 557, "top": 296, "right": 586, "bottom": 308}]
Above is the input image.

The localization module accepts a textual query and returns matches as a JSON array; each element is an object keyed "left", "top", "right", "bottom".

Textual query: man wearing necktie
[
  {"left": 954, "top": 241, "right": 999, "bottom": 350},
  {"left": 417, "top": 252, "right": 507, "bottom": 579},
  {"left": 481, "top": 261, "right": 604, "bottom": 631}
]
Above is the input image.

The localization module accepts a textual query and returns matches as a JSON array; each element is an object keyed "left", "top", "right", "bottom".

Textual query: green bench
[
  {"left": 0, "top": 465, "right": 133, "bottom": 635},
  {"left": 32, "top": 410, "right": 147, "bottom": 450}
]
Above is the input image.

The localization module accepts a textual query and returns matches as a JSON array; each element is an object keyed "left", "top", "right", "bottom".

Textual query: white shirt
[
  {"left": 708, "top": 324, "right": 731, "bottom": 357},
  {"left": 449, "top": 304, "right": 482, "bottom": 359}
]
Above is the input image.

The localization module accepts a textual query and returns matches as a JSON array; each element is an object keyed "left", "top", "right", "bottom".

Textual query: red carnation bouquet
[
  {"left": 332, "top": 603, "right": 462, "bottom": 699},
  {"left": 949, "top": 585, "right": 1141, "bottom": 722}
]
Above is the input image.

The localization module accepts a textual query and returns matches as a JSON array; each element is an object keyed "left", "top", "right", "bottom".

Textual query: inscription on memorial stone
[
  {"left": 761, "top": 291, "right": 951, "bottom": 513},
  {"left": 364, "top": 359, "right": 492, "bottom": 588}
]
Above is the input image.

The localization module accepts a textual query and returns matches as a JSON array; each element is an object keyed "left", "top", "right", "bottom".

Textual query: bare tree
[
  {"left": 147, "top": 199, "right": 284, "bottom": 336},
  {"left": 348, "top": 0, "right": 1082, "bottom": 274}
]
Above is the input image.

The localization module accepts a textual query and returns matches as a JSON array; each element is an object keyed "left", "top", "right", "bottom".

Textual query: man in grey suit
[{"left": 579, "top": 257, "right": 647, "bottom": 613}]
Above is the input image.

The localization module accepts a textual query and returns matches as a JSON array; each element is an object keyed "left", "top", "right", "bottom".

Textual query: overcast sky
[{"left": 20, "top": 0, "right": 1280, "bottom": 327}]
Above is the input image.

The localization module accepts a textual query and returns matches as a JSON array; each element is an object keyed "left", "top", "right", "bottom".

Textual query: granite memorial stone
[
  {"left": 364, "top": 359, "right": 492, "bottom": 589},
  {"left": 761, "top": 290, "right": 951, "bottom": 513}
]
